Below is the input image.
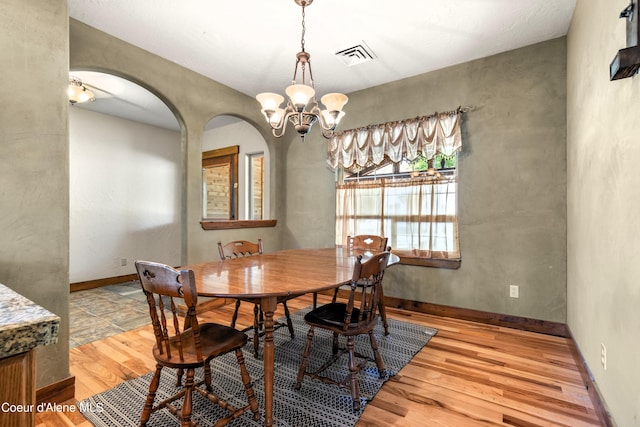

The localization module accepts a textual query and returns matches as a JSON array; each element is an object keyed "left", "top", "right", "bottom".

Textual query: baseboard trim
[
  {"left": 72, "top": 278, "right": 564, "bottom": 337},
  {"left": 386, "top": 295, "right": 569, "bottom": 337},
  {"left": 36, "top": 375, "right": 75, "bottom": 405},
  {"left": 565, "top": 327, "right": 615, "bottom": 427},
  {"left": 71, "top": 274, "right": 139, "bottom": 292},
  {"left": 326, "top": 289, "right": 569, "bottom": 337}
]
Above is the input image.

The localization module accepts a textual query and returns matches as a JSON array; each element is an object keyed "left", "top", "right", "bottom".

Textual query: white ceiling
[{"left": 68, "top": 0, "right": 576, "bottom": 131}]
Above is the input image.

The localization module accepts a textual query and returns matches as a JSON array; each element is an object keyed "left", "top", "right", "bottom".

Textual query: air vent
[{"left": 334, "top": 41, "right": 376, "bottom": 66}]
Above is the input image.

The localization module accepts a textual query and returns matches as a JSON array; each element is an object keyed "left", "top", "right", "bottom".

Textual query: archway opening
[{"left": 69, "top": 71, "right": 182, "bottom": 284}]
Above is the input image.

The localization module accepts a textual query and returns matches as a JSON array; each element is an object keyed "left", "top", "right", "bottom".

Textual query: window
[
  {"left": 246, "top": 152, "right": 264, "bottom": 220},
  {"left": 202, "top": 145, "right": 238, "bottom": 220},
  {"left": 336, "top": 154, "right": 460, "bottom": 268}
]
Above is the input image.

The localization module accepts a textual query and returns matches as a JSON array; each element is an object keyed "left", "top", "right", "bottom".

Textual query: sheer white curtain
[{"left": 336, "top": 177, "right": 460, "bottom": 260}]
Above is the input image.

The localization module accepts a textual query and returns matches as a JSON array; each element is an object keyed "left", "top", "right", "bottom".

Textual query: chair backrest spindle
[{"left": 343, "top": 252, "right": 390, "bottom": 331}]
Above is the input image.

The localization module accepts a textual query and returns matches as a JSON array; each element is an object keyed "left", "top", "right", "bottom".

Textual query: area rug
[{"left": 79, "top": 307, "right": 437, "bottom": 427}]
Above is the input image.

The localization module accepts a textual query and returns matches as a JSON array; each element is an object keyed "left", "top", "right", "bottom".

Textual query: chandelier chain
[{"left": 300, "top": 5, "right": 306, "bottom": 52}]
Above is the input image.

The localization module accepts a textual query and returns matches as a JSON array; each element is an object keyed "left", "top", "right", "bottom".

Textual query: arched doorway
[{"left": 68, "top": 71, "right": 182, "bottom": 284}]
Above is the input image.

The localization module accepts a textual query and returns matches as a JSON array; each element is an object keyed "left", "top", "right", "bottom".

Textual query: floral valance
[{"left": 327, "top": 109, "right": 463, "bottom": 170}]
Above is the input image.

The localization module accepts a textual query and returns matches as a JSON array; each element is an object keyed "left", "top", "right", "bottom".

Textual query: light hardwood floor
[{"left": 36, "top": 293, "right": 602, "bottom": 426}]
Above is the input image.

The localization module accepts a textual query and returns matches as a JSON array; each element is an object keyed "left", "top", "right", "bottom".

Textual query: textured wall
[
  {"left": 285, "top": 38, "right": 567, "bottom": 323},
  {"left": 0, "top": 0, "right": 70, "bottom": 387},
  {"left": 69, "top": 108, "right": 182, "bottom": 282},
  {"left": 567, "top": 0, "right": 640, "bottom": 425}
]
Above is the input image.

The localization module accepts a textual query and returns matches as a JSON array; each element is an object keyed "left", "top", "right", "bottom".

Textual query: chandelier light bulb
[
  {"left": 321, "top": 110, "right": 346, "bottom": 128},
  {"left": 266, "top": 108, "right": 285, "bottom": 127}
]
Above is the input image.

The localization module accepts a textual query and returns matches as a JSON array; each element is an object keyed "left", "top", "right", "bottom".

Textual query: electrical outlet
[
  {"left": 601, "top": 343, "right": 607, "bottom": 370},
  {"left": 121, "top": 258, "right": 128, "bottom": 267},
  {"left": 509, "top": 285, "right": 519, "bottom": 298}
]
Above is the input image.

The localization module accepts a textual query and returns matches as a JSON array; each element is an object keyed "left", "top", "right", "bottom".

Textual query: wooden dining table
[{"left": 183, "top": 246, "right": 399, "bottom": 427}]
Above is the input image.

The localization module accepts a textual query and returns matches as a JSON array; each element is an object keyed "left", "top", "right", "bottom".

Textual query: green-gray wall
[
  {"left": 285, "top": 38, "right": 568, "bottom": 324},
  {"left": 568, "top": 0, "right": 640, "bottom": 425},
  {"left": 0, "top": 0, "right": 70, "bottom": 387}
]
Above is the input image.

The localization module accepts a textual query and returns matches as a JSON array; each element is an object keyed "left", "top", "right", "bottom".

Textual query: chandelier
[
  {"left": 255, "top": 0, "right": 348, "bottom": 140},
  {"left": 68, "top": 76, "right": 95, "bottom": 104}
]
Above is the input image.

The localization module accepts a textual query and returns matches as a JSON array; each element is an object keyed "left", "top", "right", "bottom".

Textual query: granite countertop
[{"left": 0, "top": 283, "right": 60, "bottom": 359}]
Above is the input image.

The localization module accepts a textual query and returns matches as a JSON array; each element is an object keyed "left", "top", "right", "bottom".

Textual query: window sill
[
  {"left": 200, "top": 219, "right": 277, "bottom": 230},
  {"left": 397, "top": 256, "right": 461, "bottom": 269},
  {"left": 391, "top": 250, "right": 462, "bottom": 270}
]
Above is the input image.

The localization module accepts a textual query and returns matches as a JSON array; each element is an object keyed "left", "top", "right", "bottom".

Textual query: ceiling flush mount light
[
  {"left": 68, "top": 76, "right": 95, "bottom": 104},
  {"left": 256, "top": 0, "right": 348, "bottom": 140}
]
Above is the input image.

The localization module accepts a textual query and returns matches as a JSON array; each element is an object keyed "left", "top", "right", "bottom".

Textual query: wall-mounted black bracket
[{"left": 610, "top": 0, "right": 640, "bottom": 80}]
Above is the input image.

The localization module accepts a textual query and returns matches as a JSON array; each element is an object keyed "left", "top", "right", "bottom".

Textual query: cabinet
[
  {"left": 0, "top": 350, "right": 35, "bottom": 427},
  {"left": 0, "top": 284, "right": 59, "bottom": 427}
]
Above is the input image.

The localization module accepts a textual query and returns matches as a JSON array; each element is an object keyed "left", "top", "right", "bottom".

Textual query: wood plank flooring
[{"left": 36, "top": 294, "right": 602, "bottom": 426}]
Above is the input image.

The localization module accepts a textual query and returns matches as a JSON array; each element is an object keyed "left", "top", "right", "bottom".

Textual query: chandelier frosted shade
[
  {"left": 285, "top": 84, "right": 315, "bottom": 110},
  {"left": 321, "top": 93, "right": 348, "bottom": 112},
  {"left": 255, "top": 93, "right": 285, "bottom": 127},
  {"left": 256, "top": 93, "right": 285, "bottom": 111}
]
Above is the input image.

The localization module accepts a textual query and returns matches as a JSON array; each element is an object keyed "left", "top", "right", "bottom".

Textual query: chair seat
[
  {"left": 153, "top": 323, "right": 248, "bottom": 368},
  {"left": 304, "top": 303, "right": 362, "bottom": 332}
]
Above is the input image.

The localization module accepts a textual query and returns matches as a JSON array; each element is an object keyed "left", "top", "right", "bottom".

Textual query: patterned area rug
[{"left": 79, "top": 307, "right": 437, "bottom": 427}]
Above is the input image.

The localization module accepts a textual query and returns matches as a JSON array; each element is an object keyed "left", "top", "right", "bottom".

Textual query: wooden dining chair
[
  {"left": 135, "top": 260, "right": 260, "bottom": 427},
  {"left": 294, "top": 251, "right": 391, "bottom": 411},
  {"left": 218, "top": 239, "right": 295, "bottom": 358},
  {"left": 319, "top": 234, "right": 391, "bottom": 335}
]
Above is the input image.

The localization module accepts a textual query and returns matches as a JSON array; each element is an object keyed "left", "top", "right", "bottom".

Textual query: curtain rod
[{"left": 335, "top": 105, "right": 473, "bottom": 135}]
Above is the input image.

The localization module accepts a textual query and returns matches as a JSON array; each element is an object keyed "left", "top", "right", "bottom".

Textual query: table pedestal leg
[{"left": 261, "top": 296, "right": 277, "bottom": 427}]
